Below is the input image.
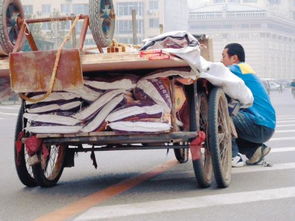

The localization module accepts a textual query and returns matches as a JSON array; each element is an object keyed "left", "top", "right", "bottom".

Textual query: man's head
[{"left": 221, "top": 43, "right": 245, "bottom": 66}]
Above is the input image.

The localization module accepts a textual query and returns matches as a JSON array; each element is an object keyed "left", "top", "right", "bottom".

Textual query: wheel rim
[
  {"left": 100, "top": 0, "right": 115, "bottom": 38},
  {"left": 24, "top": 145, "right": 34, "bottom": 177},
  {"left": 6, "top": 3, "right": 21, "bottom": 45},
  {"left": 41, "top": 145, "right": 65, "bottom": 181},
  {"left": 199, "top": 94, "right": 213, "bottom": 182},
  {"left": 217, "top": 97, "right": 232, "bottom": 182}
]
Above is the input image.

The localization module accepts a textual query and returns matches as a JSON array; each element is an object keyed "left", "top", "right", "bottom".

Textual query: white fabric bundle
[
  {"left": 200, "top": 62, "right": 254, "bottom": 107},
  {"left": 66, "top": 85, "right": 102, "bottom": 102},
  {"left": 106, "top": 104, "right": 164, "bottom": 122},
  {"left": 81, "top": 94, "right": 124, "bottom": 133},
  {"left": 25, "top": 125, "right": 82, "bottom": 134},
  {"left": 108, "top": 121, "right": 171, "bottom": 132},
  {"left": 24, "top": 113, "right": 80, "bottom": 126},
  {"left": 84, "top": 75, "right": 137, "bottom": 90},
  {"left": 26, "top": 100, "right": 82, "bottom": 113},
  {"left": 73, "top": 89, "right": 125, "bottom": 121},
  {"left": 25, "top": 92, "right": 80, "bottom": 105}
]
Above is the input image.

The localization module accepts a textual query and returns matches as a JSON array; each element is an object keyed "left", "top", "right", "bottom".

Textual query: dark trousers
[{"left": 232, "top": 112, "right": 274, "bottom": 158}]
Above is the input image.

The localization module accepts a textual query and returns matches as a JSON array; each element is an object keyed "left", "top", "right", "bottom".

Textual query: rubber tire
[
  {"left": 32, "top": 144, "right": 66, "bottom": 187},
  {"left": 14, "top": 102, "right": 37, "bottom": 187},
  {"left": 191, "top": 91, "right": 213, "bottom": 188},
  {"left": 0, "top": 0, "right": 24, "bottom": 55},
  {"left": 174, "top": 148, "right": 188, "bottom": 163},
  {"left": 208, "top": 87, "right": 232, "bottom": 188},
  {"left": 89, "top": 0, "right": 115, "bottom": 48}
]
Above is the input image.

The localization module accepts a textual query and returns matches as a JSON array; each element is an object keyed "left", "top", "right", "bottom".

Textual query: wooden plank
[
  {"left": 80, "top": 52, "right": 188, "bottom": 72},
  {"left": 0, "top": 52, "right": 188, "bottom": 78},
  {"left": 199, "top": 38, "right": 214, "bottom": 61}
]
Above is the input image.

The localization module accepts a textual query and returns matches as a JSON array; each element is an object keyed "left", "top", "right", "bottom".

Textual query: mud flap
[
  {"left": 15, "top": 131, "right": 25, "bottom": 166},
  {"left": 24, "top": 136, "right": 43, "bottom": 166}
]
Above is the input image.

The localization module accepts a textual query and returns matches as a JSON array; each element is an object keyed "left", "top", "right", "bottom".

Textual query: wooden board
[
  {"left": 0, "top": 51, "right": 188, "bottom": 79},
  {"left": 9, "top": 49, "right": 84, "bottom": 93},
  {"left": 80, "top": 52, "right": 188, "bottom": 72}
]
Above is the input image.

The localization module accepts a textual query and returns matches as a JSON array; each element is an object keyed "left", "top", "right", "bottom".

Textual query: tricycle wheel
[
  {"left": 89, "top": 0, "right": 115, "bottom": 48},
  {"left": 0, "top": 0, "right": 24, "bottom": 55},
  {"left": 191, "top": 91, "right": 213, "bottom": 188},
  {"left": 208, "top": 87, "right": 232, "bottom": 188},
  {"left": 32, "top": 144, "right": 66, "bottom": 187},
  {"left": 174, "top": 148, "right": 188, "bottom": 163},
  {"left": 14, "top": 101, "right": 37, "bottom": 187}
]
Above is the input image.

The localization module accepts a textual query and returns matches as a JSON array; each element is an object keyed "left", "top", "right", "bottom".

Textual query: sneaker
[
  {"left": 246, "top": 144, "right": 271, "bottom": 165},
  {"left": 232, "top": 153, "right": 246, "bottom": 167}
]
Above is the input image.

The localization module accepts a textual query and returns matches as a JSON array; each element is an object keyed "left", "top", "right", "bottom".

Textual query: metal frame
[{"left": 13, "top": 15, "right": 103, "bottom": 53}]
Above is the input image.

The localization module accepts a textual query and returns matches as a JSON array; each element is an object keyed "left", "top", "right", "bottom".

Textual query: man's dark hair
[{"left": 224, "top": 43, "right": 245, "bottom": 62}]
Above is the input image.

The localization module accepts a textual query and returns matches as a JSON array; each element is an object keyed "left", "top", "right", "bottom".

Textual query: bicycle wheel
[
  {"left": 89, "top": 0, "right": 115, "bottom": 48},
  {"left": 208, "top": 87, "right": 232, "bottom": 188},
  {"left": 174, "top": 148, "right": 189, "bottom": 163},
  {"left": 0, "top": 0, "right": 24, "bottom": 55},
  {"left": 191, "top": 91, "right": 213, "bottom": 188},
  {"left": 14, "top": 101, "right": 38, "bottom": 187},
  {"left": 32, "top": 144, "right": 66, "bottom": 187}
]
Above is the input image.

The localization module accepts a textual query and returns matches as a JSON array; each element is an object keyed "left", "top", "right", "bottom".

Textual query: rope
[{"left": 20, "top": 15, "right": 81, "bottom": 103}]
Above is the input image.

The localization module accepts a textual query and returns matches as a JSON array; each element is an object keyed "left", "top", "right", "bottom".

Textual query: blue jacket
[{"left": 229, "top": 63, "right": 276, "bottom": 129}]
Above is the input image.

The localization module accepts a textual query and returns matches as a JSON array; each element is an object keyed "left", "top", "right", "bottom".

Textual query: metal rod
[
  {"left": 40, "top": 132, "right": 197, "bottom": 145},
  {"left": 25, "top": 32, "right": 38, "bottom": 51},
  {"left": 131, "top": 9, "right": 137, "bottom": 45},
  {"left": 69, "top": 145, "right": 190, "bottom": 152},
  {"left": 79, "top": 17, "right": 89, "bottom": 51},
  {"left": 24, "top": 15, "right": 88, "bottom": 24},
  {"left": 71, "top": 14, "right": 77, "bottom": 48},
  {"left": 170, "top": 77, "right": 178, "bottom": 132},
  {"left": 13, "top": 23, "right": 26, "bottom": 53}
]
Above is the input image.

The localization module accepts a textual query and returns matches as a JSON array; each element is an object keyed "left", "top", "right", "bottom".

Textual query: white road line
[
  {"left": 277, "top": 120, "right": 295, "bottom": 123},
  {"left": 0, "top": 106, "right": 20, "bottom": 109},
  {"left": 0, "top": 112, "right": 18, "bottom": 116},
  {"left": 277, "top": 115, "right": 295, "bottom": 117},
  {"left": 277, "top": 117, "right": 295, "bottom": 120},
  {"left": 271, "top": 147, "right": 295, "bottom": 152},
  {"left": 74, "top": 187, "right": 295, "bottom": 221},
  {"left": 276, "top": 124, "right": 295, "bottom": 127},
  {"left": 232, "top": 162, "right": 295, "bottom": 174},
  {"left": 270, "top": 137, "right": 295, "bottom": 141},
  {"left": 153, "top": 162, "right": 295, "bottom": 182},
  {"left": 275, "top": 130, "right": 295, "bottom": 133}
]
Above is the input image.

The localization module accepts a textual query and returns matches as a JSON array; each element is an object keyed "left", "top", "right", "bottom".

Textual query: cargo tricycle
[{"left": 0, "top": 0, "right": 233, "bottom": 188}]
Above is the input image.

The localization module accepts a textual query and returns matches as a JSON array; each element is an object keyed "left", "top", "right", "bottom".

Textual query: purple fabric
[
  {"left": 135, "top": 78, "right": 172, "bottom": 113},
  {"left": 140, "top": 32, "right": 199, "bottom": 51}
]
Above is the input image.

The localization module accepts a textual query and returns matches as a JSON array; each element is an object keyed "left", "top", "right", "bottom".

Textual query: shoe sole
[{"left": 246, "top": 146, "right": 271, "bottom": 165}]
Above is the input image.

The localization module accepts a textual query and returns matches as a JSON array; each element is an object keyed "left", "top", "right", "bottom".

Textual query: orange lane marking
[{"left": 34, "top": 159, "right": 179, "bottom": 221}]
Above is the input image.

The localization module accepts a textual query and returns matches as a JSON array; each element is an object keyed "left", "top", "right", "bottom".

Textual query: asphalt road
[{"left": 0, "top": 88, "right": 295, "bottom": 221}]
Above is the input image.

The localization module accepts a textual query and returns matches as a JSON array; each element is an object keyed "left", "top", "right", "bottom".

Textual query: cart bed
[{"left": 0, "top": 52, "right": 187, "bottom": 77}]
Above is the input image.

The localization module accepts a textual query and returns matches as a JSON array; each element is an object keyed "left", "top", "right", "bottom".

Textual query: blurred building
[
  {"left": 22, "top": 0, "right": 189, "bottom": 47},
  {"left": 188, "top": 0, "right": 295, "bottom": 79},
  {"left": 22, "top": 0, "right": 95, "bottom": 48},
  {"left": 113, "top": 0, "right": 189, "bottom": 44}
]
